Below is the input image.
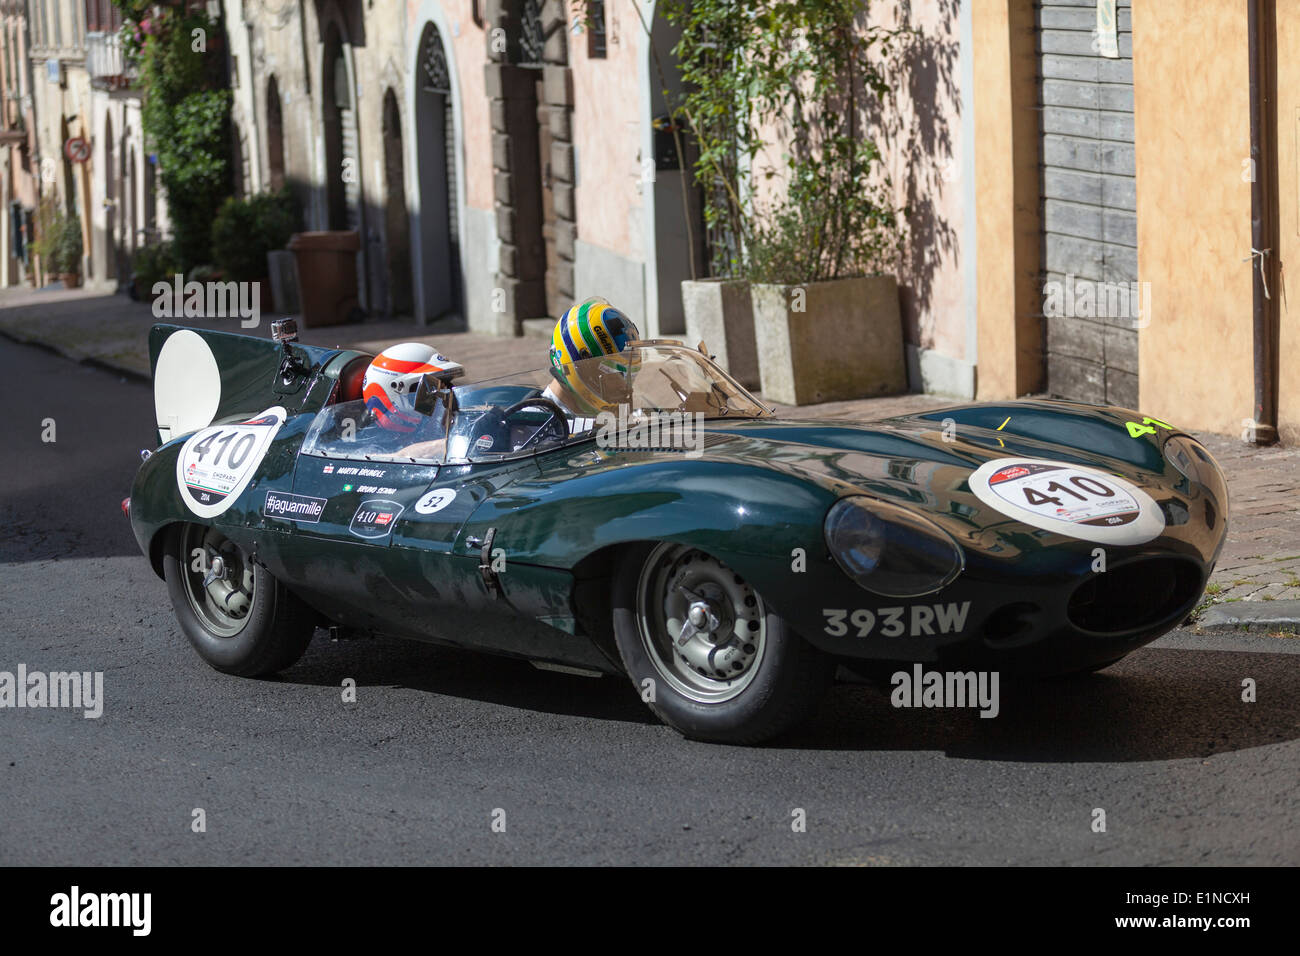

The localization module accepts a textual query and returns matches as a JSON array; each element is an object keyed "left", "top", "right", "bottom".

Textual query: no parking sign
[{"left": 63, "top": 137, "right": 90, "bottom": 164}]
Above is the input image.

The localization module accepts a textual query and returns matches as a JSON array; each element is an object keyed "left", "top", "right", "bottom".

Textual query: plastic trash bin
[{"left": 287, "top": 230, "right": 361, "bottom": 327}]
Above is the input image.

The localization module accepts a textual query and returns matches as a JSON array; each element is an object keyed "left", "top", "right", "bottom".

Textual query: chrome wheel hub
[
  {"left": 636, "top": 544, "right": 767, "bottom": 703},
  {"left": 183, "top": 526, "right": 255, "bottom": 637}
]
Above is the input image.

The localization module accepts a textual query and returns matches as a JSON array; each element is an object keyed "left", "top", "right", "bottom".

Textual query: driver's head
[
  {"left": 550, "top": 298, "right": 639, "bottom": 367},
  {"left": 363, "top": 342, "right": 463, "bottom": 431},
  {"left": 549, "top": 298, "right": 640, "bottom": 414}
]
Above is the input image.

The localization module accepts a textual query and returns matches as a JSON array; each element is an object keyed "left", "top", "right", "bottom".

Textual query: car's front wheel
[
  {"left": 611, "top": 543, "right": 833, "bottom": 744},
  {"left": 162, "top": 524, "right": 317, "bottom": 677}
]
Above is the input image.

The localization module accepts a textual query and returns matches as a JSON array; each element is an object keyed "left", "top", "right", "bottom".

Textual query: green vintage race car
[{"left": 125, "top": 322, "right": 1228, "bottom": 744}]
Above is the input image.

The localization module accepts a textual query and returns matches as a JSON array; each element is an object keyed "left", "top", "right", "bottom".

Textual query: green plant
[
  {"left": 118, "top": 2, "right": 232, "bottom": 272},
  {"left": 187, "top": 264, "right": 223, "bottom": 283},
  {"left": 32, "top": 199, "right": 84, "bottom": 275},
  {"left": 211, "top": 189, "right": 303, "bottom": 282},
  {"left": 658, "top": 0, "right": 759, "bottom": 277},
  {"left": 660, "top": 0, "right": 907, "bottom": 282},
  {"left": 54, "top": 216, "right": 84, "bottom": 275},
  {"left": 132, "top": 241, "right": 179, "bottom": 289}
]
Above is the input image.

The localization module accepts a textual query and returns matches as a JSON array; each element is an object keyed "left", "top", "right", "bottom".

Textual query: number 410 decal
[
  {"left": 1022, "top": 474, "right": 1117, "bottom": 508},
  {"left": 189, "top": 429, "right": 260, "bottom": 472},
  {"left": 176, "top": 406, "right": 287, "bottom": 519}
]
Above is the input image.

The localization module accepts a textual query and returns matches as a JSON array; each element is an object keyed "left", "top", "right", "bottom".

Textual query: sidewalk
[{"left": 2, "top": 287, "right": 1296, "bottom": 631}]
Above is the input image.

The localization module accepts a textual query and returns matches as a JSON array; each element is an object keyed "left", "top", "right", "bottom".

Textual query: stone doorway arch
[
  {"left": 382, "top": 88, "right": 413, "bottom": 317},
  {"left": 414, "top": 21, "right": 461, "bottom": 321}
]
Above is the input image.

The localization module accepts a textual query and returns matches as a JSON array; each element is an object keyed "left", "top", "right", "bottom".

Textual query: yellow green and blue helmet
[{"left": 550, "top": 298, "right": 640, "bottom": 369}]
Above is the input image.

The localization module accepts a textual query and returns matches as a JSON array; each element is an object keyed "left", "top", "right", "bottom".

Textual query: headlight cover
[{"left": 824, "top": 496, "right": 965, "bottom": 597}]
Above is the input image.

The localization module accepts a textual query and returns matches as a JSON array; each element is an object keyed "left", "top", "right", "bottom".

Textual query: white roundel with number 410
[
  {"left": 969, "top": 457, "right": 1165, "bottom": 546},
  {"left": 175, "top": 406, "right": 288, "bottom": 519}
]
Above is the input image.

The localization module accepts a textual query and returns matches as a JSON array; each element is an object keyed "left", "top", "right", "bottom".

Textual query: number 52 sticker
[{"left": 176, "top": 406, "right": 288, "bottom": 518}]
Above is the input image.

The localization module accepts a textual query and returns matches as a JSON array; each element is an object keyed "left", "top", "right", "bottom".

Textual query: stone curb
[
  {"left": 0, "top": 323, "right": 152, "bottom": 384},
  {"left": 1193, "top": 601, "right": 1300, "bottom": 633}
]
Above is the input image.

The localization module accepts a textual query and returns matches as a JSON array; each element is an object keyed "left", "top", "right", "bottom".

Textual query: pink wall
[
  {"left": 871, "top": 0, "right": 969, "bottom": 361},
  {"left": 571, "top": 2, "right": 645, "bottom": 258}
]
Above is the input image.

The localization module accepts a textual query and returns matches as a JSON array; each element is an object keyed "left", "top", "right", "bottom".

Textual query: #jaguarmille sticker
[{"left": 263, "top": 491, "right": 327, "bottom": 523}]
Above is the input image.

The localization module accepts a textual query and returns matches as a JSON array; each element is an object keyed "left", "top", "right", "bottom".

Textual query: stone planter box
[
  {"left": 681, "top": 278, "right": 759, "bottom": 389},
  {"left": 752, "top": 275, "right": 905, "bottom": 405}
]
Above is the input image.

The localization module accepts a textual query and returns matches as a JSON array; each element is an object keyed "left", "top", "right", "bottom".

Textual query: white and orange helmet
[{"left": 362, "top": 342, "right": 463, "bottom": 431}]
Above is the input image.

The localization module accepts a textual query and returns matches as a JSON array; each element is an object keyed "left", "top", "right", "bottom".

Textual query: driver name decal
[
  {"left": 175, "top": 406, "right": 287, "bottom": 519},
  {"left": 349, "top": 498, "right": 405, "bottom": 539},
  {"left": 969, "top": 457, "right": 1165, "bottom": 546}
]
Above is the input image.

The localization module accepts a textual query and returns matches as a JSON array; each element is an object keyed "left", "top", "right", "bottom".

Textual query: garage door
[{"left": 1038, "top": 0, "right": 1139, "bottom": 406}]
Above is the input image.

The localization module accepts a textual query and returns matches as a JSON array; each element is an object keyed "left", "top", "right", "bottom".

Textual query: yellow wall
[
  {"left": 1131, "top": 3, "right": 1255, "bottom": 435},
  {"left": 973, "top": 0, "right": 1041, "bottom": 399},
  {"left": 1272, "top": 10, "right": 1300, "bottom": 443}
]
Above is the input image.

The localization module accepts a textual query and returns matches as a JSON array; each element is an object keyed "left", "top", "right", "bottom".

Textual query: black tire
[
  {"left": 162, "top": 524, "right": 317, "bottom": 677},
  {"left": 611, "top": 544, "right": 833, "bottom": 744}
]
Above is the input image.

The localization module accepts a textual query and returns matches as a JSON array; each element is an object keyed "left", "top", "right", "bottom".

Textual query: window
[{"left": 586, "top": 2, "right": 607, "bottom": 59}]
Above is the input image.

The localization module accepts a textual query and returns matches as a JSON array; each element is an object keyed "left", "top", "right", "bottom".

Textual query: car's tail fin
[{"left": 148, "top": 323, "right": 368, "bottom": 445}]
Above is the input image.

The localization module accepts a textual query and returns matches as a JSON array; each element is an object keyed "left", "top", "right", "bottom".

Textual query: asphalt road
[{"left": 1, "top": 338, "right": 1297, "bottom": 865}]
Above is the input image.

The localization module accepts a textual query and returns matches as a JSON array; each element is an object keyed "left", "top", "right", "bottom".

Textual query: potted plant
[
  {"left": 33, "top": 199, "right": 84, "bottom": 288},
  {"left": 130, "top": 241, "right": 179, "bottom": 301},
  {"left": 211, "top": 188, "right": 302, "bottom": 313},
  {"left": 747, "top": 142, "right": 906, "bottom": 405},
  {"left": 659, "top": 0, "right": 761, "bottom": 388},
  {"left": 665, "top": 0, "right": 907, "bottom": 405}
]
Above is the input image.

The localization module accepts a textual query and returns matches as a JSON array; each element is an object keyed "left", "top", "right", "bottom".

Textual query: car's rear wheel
[
  {"left": 162, "top": 524, "right": 316, "bottom": 677},
  {"left": 611, "top": 543, "right": 832, "bottom": 744}
]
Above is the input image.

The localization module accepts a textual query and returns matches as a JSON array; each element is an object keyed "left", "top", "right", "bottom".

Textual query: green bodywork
[{"left": 130, "top": 325, "right": 1229, "bottom": 677}]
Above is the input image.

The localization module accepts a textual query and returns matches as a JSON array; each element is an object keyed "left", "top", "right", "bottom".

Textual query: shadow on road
[
  {"left": 787, "top": 646, "right": 1299, "bottom": 761},
  {"left": 280, "top": 633, "right": 657, "bottom": 725},
  {"left": 275, "top": 636, "right": 1299, "bottom": 758}
]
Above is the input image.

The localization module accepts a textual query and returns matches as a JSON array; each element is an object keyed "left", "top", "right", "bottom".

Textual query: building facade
[
  {"left": 83, "top": 0, "right": 155, "bottom": 292},
  {"left": 20, "top": 0, "right": 160, "bottom": 291},
  {"left": 0, "top": 0, "right": 38, "bottom": 286},
  {"left": 11, "top": 1, "right": 1297, "bottom": 443},
  {"left": 975, "top": 0, "right": 1298, "bottom": 443},
  {"left": 221, "top": 1, "right": 975, "bottom": 393},
  {"left": 25, "top": 0, "right": 94, "bottom": 283}
]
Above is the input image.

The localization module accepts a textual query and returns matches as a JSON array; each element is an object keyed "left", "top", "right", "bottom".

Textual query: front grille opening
[
  {"left": 982, "top": 602, "right": 1041, "bottom": 648},
  {"left": 1068, "top": 558, "right": 1201, "bottom": 635}
]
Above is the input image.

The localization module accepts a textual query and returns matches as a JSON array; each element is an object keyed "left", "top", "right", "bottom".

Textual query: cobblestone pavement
[
  {"left": 1191, "top": 434, "right": 1300, "bottom": 617},
  {"left": 3, "top": 287, "right": 1296, "bottom": 626}
]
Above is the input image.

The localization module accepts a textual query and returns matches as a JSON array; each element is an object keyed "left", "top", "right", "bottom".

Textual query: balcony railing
[{"left": 86, "top": 32, "right": 137, "bottom": 90}]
